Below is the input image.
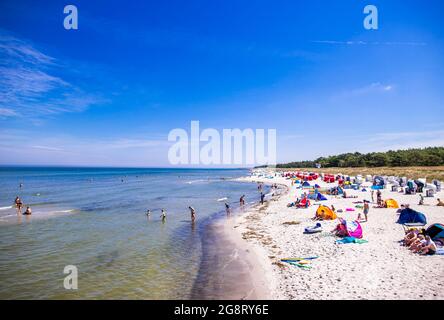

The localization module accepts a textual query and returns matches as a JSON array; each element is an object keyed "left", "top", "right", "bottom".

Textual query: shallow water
[{"left": 0, "top": 167, "right": 263, "bottom": 299}]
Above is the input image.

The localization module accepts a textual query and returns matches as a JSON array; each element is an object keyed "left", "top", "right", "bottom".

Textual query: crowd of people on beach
[{"left": 275, "top": 169, "right": 444, "bottom": 256}]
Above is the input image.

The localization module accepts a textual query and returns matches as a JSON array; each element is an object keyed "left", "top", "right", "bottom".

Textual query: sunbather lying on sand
[
  {"left": 373, "top": 202, "right": 386, "bottom": 208},
  {"left": 409, "top": 235, "right": 426, "bottom": 253},
  {"left": 418, "top": 236, "right": 437, "bottom": 255},
  {"left": 404, "top": 229, "right": 422, "bottom": 247},
  {"left": 342, "top": 191, "right": 358, "bottom": 199},
  {"left": 437, "top": 198, "right": 444, "bottom": 206},
  {"left": 287, "top": 198, "right": 300, "bottom": 207}
]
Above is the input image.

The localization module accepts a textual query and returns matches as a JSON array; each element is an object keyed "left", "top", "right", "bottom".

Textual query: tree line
[{"left": 272, "top": 147, "right": 444, "bottom": 168}]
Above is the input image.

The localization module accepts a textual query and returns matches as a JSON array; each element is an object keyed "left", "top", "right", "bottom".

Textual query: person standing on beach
[
  {"left": 419, "top": 194, "right": 424, "bottom": 205},
  {"left": 260, "top": 192, "right": 265, "bottom": 205},
  {"left": 358, "top": 200, "right": 369, "bottom": 222},
  {"left": 376, "top": 189, "right": 383, "bottom": 206},
  {"left": 189, "top": 206, "right": 196, "bottom": 222},
  {"left": 225, "top": 202, "right": 231, "bottom": 215},
  {"left": 240, "top": 195, "right": 245, "bottom": 208},
  {"left": 160, "top": 209, "right": 166, "bottom": 223},
  {"left": 370, "top": 190, "right": 374, "bottom": 203},
  {"left": 14, "top": 196, "right": 23, "bottom": 214}
]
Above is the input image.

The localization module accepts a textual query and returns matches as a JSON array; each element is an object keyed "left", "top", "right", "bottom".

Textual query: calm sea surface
[{"left": 0, "top": 167, "right": 263, "bottom": 299}]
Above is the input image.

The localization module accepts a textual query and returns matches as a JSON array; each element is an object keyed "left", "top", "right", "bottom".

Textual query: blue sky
[{"left": 0, "top": 0, "right": 443, "bottom": 167}]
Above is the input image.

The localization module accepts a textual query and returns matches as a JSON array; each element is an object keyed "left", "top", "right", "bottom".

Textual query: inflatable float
[{"left": 304, "top": 223, "right": 322, "bottom": 234}]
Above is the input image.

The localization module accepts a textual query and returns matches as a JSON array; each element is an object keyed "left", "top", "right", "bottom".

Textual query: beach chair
[{"left": 402, "top": 222, "right": 426, "bottom": 233}]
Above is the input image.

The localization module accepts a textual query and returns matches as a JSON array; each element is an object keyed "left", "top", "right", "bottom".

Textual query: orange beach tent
[{"left": 316, "top": 205, "right": 337, "bottom": 220}]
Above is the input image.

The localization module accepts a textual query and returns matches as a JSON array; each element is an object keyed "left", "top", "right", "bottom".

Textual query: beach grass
[{"left": 276, "top": 166, "right": 444, "bottom": 181}]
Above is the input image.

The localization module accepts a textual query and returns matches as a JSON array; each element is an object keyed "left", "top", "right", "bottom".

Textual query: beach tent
[
  {"left": 335, "top": 219, "right": 363, "bottom": 239},
  {"left": 302, "top": 181, "right": 311, "bottom": 187},
  {"left": 316, "top": 193, "right": 328, "bottom": 201},
  {"left": 433, "top": 180, "right": 442, "bottom": 192},
  {"left": 316, "top": 205, "right": 337, "bottom": 220},
  {"left": 314, "top": 184, "right": 321, "bottom": 188},
  {"left": 414, "top": 180, "right": 425, "bottom": 193},
  {"left": 373, "top": 176, "right": 385, "bottom": 186},
  {"left": 298, "top": 198, "right": 311, "bottom": 208},
  {"left": 426, "top": 183, "right": 437, "bottom": 191},
  {"left": 397, "top": 208, "right": 427, "bottom": 225},
  {"left": 384, "top": 199, "right": 399, "bottom": 208},
  {"left": 425, "top": 223, "right": 444, "bottom": 241}
]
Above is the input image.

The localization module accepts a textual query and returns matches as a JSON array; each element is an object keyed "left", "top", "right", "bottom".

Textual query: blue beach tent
[
  {"left": 302, "top": 181, "right": 311, "bottom": 187},
  {"left": 316, "top": 193, "right": 327, "bottom": 201},
  {"left": 397, "top": 208, "right": 427, "bottom": 225}
]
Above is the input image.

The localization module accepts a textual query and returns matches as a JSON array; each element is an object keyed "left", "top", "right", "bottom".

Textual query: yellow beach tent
[{"left": 385, "top": 199, "right": 399, "bottom": 208}]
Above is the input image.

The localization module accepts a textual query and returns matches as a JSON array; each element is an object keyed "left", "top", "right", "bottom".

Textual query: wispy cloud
[
  {"left": 0, "top": 30, "right": 104, "bottom": 119},
  {"left": 32, "top": 145, "right": 65, "bottom": 152},
  {"left": 0, "top": 107, "right": 18, "bottom": 118},
  {"left": 0, "top": 128, "right": 172, "bottom": 166},
  {"left": 350, "top": 82, "right": 394, "bottom": 95},
  {"left": 331, "top": 82, "right": 395, "bottom": 101},
  {"left": 312, "top": 40, "right": 427, "bottom": 46}
]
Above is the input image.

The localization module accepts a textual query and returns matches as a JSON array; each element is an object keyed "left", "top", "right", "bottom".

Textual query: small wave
[
  {"left": 0, "top": 206, "right": 12, "bottom": 211},
  {"left": 0, "top": 214, "right": 17, "bottom": 219},
  {"left": 53, "top": 209, "right": 76, "bottom": 213},
  {"left": 185, "top": 179, "right": 207, "bottom": 184},
  {"left": 217, "top": 197, "right": 228, "bottom": 202}
]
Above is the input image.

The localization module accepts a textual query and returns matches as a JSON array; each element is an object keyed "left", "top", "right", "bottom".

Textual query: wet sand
[{"left": 191, "top": 213, "right": 273, "bottom": 299}]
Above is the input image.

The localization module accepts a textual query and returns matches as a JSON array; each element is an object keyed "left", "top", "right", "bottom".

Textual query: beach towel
[
  {"left": 281, "top": 256, "right": 318, "bottom": 269},
  {"left": 336, "top": 236, "right": 368, "bottom": 244}
]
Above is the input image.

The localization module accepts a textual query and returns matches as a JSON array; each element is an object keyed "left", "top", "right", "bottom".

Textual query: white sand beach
[{"left": 228, "top": 172, "right": 444, "bottom": 300}]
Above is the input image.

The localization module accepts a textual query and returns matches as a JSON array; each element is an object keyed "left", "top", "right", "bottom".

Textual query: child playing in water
[{"left": 23, "top": 206, "right": 32, "bottom": 215}]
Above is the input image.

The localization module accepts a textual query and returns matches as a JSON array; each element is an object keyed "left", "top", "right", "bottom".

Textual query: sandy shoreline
[{"left": 227, "top": 173, "right": 444, "bottom": 300}]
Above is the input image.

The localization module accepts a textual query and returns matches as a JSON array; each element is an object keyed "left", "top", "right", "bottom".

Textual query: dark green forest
[{"left": 274, "top": 147, "right": 444, "bottom": 168}]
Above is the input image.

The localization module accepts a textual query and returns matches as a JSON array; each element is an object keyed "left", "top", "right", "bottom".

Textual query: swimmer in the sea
[
  {"left": 189, "top": 206, "right": 196, "bottom": 222},
  {"left": 15, "top": 196, "right": 23, "bottom": 214},
  {"left": 225, "top": 202, "right": 231, "bottom": 215},
  {"left": 160, "top": 209, "right": 166, "bottom": 222},
  {"left": 23, "top": 206, "right": 32, "bottom": 215}
]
